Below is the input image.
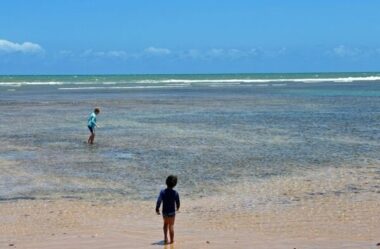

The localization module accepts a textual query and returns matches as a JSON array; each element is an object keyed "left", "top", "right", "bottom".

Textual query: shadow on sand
[{"left": 151, "top": 240, "right": 175, "bottom": 248}]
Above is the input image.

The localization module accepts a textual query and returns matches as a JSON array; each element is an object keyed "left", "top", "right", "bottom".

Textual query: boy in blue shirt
[
  {"left": 87, "top": 108, "right": 100, "bottom": 144},
  {"left": 156, "top": 175, "right": 180, "bottom": 244}
]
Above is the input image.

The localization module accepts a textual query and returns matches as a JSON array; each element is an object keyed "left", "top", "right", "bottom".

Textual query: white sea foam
[
  {"left": 1, "top": 76, "right": 380, "bottom": 87},
  {"left": 58, "top": 85, "right": 188, "bottom": 90},
  {"left": 0, "top": 81, "right": 65, "bottom": 87},
  {"left": 133, "top": 76, "right": 380, "bottom": 84}
]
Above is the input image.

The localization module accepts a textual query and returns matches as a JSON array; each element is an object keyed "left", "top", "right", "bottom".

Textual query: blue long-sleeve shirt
[
  {"left": 87, "top": 112, "right": 97, "bottom": 128},
  {"left": 156, "top": 188, "right": 180, "bottom": 215}
]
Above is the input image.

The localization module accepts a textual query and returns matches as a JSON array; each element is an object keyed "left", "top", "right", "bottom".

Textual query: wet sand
[{"left": 1, "top": 167, "right": 379, "bottom": 249}]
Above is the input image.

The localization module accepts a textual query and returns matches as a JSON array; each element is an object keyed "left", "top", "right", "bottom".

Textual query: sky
[{"left": 1, "top": 0, "right": 380, "bottom": 74}]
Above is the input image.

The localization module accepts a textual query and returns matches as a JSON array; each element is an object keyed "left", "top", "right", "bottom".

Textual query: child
[
  {"left": 156, "top": 175, "right": 180, "bottom": 244},
  {"left": 87, "top": 108, "right": 100, "bottom": 144}
]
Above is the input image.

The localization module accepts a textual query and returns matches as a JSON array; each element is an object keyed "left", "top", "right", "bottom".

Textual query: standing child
[
  {"left": 87, "top": 108, "right": 100, "bottom": 144},
  {"left": 156, "top": 175, "right": 180, "bottom": 244}
]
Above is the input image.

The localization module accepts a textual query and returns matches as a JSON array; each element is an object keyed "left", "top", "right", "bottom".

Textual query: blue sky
[{"left": 1, "top": 0, "right": 380, "bottom": 74}]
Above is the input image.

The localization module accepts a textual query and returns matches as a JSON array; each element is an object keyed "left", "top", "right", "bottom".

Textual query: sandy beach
[{"left": 1, "top": 166, "right": 379, "bottom": 249}]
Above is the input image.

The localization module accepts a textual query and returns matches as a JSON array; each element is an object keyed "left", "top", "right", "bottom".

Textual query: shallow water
[{"left": 0, "top": 75, "right": 380, "bottom": 205}]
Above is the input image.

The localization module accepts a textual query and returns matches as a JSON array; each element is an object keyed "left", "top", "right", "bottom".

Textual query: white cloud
[
  {"left": 144, "top": 46, "right": 171, "bottom": 55},
  {"left": 178, "top": 49, "right": 203, "bottom": 59},
  {"left": 59, "top": 50, "right": 73, "bottom": 56},
  {"left": 329, "top": 45, "right": 380, "bottom": 58},
  {"left": 226, "top": 49, "right": 243, "bottom": 58},
  {"left": 178, "top": 48, "right": 260, "bottom": 60},
  {"left": 207, "top": 48, "right": 225, "bottom": 58},
  {"left": 61, "top": 47, "right": 281, "bottom": 61},
  {"left": 0, "top": 39, "right": 44, "bottom": 54},
  {"left": 248, "top": 48, "right": 259, "bottom": 56},
  {"left": 93, "top": 50, "right": 128, "bottom": 58},
  {"left": 332, "top": 45, "right": 361, "bottom": 57},
  {"left": 81, "top": 49, "right": 94, "bottom": 57},
  {"left": 80, "top": 47, "right": 171, "bottom": 59},
  {"left": 80, "top": 49, "right": 129, "bottom": 58},
  {"left": 262, "top": 47, "right": 287, "bottom": 58},
  {"left": 57, "top": 50, "right": 75, "bottom": 58},
  {"left": 106, "top": 51, "right": 128, "bottom": 57},
  {"left": 203, "top": 48, "right": 261, "bottom": 59}
]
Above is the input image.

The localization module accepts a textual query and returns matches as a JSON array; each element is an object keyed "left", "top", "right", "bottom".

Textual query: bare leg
[
  {"left": 163, "top": 219, "right": 169, "bottom": 244},
  {"left": 169, "top": 225, "right": 174, "bottom": 244},
  {"left": 88, "top": 133, "right": 95, "bottom": 144},
  {"left": 167, "top": 216, "right": 175, "bottom": 244}
]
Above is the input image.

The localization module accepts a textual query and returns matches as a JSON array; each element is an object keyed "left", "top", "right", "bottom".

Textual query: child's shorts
[
  {"left": 88, "top": 126, "right": 95, "bottom": 134},
  {"left": 162, "top": 212, "right": 176, "bottom": 218}
]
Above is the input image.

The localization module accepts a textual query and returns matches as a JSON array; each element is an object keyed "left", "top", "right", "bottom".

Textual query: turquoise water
[
  {"left": 0, "top": 73, "right": 380, "bottom": 203},
  {"left": 1, "top": 72, "right": 380, "bottom": 83}
]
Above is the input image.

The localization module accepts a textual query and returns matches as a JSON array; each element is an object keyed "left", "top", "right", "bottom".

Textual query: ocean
[{"left": 1, "top": 73, "right": 379, "bottom": 209}]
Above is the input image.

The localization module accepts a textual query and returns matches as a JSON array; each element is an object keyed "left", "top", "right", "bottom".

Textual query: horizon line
[{"left": 1, "top": 71, "right": 380, "bottom": 77}]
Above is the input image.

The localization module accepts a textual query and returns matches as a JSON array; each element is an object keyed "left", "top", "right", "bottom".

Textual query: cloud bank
[
  {"left": 144, "top": 47, "right": 171, "bottom": 55},
  {"left": 0, "top": 39, "right": 44, "bottom": 54}
]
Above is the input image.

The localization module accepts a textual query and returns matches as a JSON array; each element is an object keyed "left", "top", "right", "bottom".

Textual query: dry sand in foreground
[{"left": 0, "top": 192, "right": 379, "bottom": 249}]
